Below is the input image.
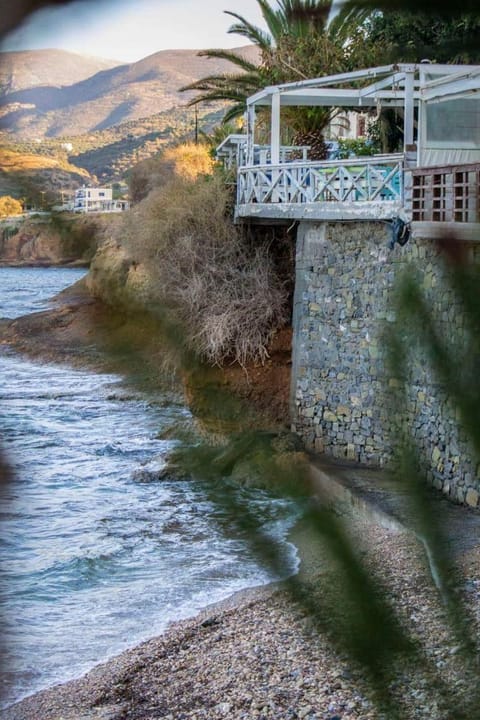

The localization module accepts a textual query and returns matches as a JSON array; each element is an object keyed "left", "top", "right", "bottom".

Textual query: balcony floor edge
[{"left": 235, "top": 201, "right": 405, "bottom": 223}]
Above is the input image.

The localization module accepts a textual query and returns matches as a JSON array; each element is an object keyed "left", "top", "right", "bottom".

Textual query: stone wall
[{"left": 290, "top": 220, "right": 480, "bottom": 508}]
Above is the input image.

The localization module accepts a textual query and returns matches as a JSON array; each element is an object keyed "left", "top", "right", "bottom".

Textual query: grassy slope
[{"left": 0, "top": 146, "right": 92, "bottom": 202}]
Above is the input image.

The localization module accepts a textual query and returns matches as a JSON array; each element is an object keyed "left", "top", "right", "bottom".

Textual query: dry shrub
[
  {"left": 121, "top": 172, "right": 287, "bottom": 366},
  {"left": 0, "top": 195, "right": 23, "bottom": 217},
  {"left": 128, "top": 143, "right": 214, "bottom": 203},
  {"left": 161, "top": 143, "right": 214, "bottom": 181}
]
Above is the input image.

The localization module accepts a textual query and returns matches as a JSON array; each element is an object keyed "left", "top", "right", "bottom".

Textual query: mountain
[
  {"left": 65, "top": 105, "right": 225, "bottom": 183},
  {"left": 0, "top": 49, "right": 121, "bottom": 94},
  {"left": 0, "top": 46, "right": 259, "bottom": 138}
]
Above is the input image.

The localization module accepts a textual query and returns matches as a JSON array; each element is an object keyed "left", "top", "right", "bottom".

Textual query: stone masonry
[{"left": 290, "top": 220, "right": 480, "bottom": 509}]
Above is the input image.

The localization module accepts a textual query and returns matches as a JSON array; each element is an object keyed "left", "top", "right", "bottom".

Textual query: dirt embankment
[{"left": 0, "top": 276, "right": 292, "bottom": 430}]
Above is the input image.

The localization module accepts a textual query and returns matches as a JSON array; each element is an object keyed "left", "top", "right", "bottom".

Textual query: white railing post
[
  {"left": 246, "top": 105, "right": 255, "bottom": 166},
  {"left": 270, "top": 90, "right": 281, "bottom": 165},
  {"left": 270, "top": 90, "right": 281, "bottom": 202}
]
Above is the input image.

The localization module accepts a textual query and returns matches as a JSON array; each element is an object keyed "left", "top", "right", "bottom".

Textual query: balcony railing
[
  {"left": 237, "top": 155, "right": 404, "bottom": 208},
  {"left": 412, "top": 163, "right": 480, "bottom": 223},
  {"left": 217, "top": 138, "right": 310, "bottom": 170}
]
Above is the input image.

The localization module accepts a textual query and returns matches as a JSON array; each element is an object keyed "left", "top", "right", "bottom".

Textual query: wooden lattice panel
[{"left": 411, "top": 163, "right": 480, "bottom": 224}]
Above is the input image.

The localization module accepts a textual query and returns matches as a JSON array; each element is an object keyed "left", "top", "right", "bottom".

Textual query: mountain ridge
[
  {"left": 0, "top": 49, "right": 122, "bottom": 94},
  {"left": 0, "top": 46, "right": 259, "bottom": 138}
]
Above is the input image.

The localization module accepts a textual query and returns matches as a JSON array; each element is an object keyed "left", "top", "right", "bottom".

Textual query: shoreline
[
  {"left": 1, "top": 276, "right": 480, "bottom": 719},
  {"left": 1, "top": 507, "right": 317, "bottom": 714},
  {"left": 0, "top": 278, "right": 301, "bottom": 717},
  {"left": 0, "top": 514, "right": 398, "bottom": 719},
  {"left": 1, "top": 578, "right": 286, "bottom": 717},
  {"left": 3, "top": 512, "right": 480, "bottom": 720}
]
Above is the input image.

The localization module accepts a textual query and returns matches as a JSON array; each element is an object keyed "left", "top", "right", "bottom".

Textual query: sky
[{"left": 0, "top": 0, "right": 268, "bottom": 62}]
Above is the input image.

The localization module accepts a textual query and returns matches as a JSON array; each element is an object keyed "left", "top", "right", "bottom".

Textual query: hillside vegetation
[
  {"left": 0, "top": 146, "right": 92, "bottom": 205},
  {"left": 66, "top": 105, "right": 225, "bottom": 182}
]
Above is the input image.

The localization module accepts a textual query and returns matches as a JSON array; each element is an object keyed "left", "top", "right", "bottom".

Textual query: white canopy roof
[{"left": 246, "top": 63, "right": 480, "bottom": 109}]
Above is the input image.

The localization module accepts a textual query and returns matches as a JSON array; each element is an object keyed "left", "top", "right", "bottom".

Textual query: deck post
[
  {"left": 403, "top": 68, "right": 415, "bottom": 153},
  {"left": 270, "top": 90, "right": 281, "bottom": 201},
  {"left": 247, "top": 104, "right": 255, "bottom": 166},
  {"left": 271, "top": 90, "right": 281, "bottom": 165}
]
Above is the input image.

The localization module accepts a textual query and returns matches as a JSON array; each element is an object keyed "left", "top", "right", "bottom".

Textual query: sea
[{"left": 0, "top": 266, "right": 300, "bottom": 708}]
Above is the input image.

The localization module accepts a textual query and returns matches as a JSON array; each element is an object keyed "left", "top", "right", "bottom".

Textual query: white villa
[
  {"left": 216, "top": 62, "right": 480, "bottom": 237},
  {"left": 73, "top": 187, "right": 129, "bottom": 214}
]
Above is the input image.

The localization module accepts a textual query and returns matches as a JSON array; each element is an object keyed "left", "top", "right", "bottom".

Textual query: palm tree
[{"left": 181, "top": 0, "right": 370, "bottom": 156}]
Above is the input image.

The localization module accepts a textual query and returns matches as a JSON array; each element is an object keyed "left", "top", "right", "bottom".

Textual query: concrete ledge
[
  {"left": 308, "top": 456, "right": 480, "bottom": 559},
  {"left": 236, "top": 201, "right": 403, "bottom": 222},
  {"left": 308, "top": 459, "right": 407, "bottom": 534}
]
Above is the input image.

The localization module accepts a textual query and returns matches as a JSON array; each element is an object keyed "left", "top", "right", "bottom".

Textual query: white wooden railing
[
  {"left": 219, "top": 142, "right": 310, "bottom": 170},
  {"left": 237, "top": 154, "right": 404, "bottom": 207}
]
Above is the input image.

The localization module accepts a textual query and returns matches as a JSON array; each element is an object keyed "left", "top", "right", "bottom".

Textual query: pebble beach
[{"left": 3, "top": 510, "right": 480, "bottom": 720}]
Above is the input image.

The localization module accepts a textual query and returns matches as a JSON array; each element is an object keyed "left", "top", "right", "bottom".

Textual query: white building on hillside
[{"left": 74, "top": 187, "right": 129, "bottom": 213}]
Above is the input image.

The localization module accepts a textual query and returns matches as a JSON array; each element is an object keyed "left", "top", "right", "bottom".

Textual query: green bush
[{"left": 336, "top": 137, "right": 376, "bottom": 159}]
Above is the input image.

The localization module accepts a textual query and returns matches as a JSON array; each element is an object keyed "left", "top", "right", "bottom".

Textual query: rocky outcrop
[
  {"left": 85, "top": 237, "right": 160, "bottom": 309},
  {"left": 0, "top": 214, "right": 99, "bottom": 266}
]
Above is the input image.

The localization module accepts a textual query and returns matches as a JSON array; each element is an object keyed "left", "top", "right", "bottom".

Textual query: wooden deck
[{"left": 235, "top": 154, "right": 406, "bottom": 222}]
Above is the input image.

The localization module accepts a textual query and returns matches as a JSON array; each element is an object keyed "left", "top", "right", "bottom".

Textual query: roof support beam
[
  {"left": 404, "top": 70, "right": 415, "bottom": 151},
  {"left": 247, "top": 105, "right": 256, "bottom": 165},
  {"left": 359, "top": 73, "right": 406, "bottom": 98},
  {"left": 271, "top": 89, "right": 281, "bottom": 165}
]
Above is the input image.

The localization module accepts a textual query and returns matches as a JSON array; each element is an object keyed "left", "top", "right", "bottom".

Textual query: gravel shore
[{"left": 3, "top": 510, "right": 479, "bottom": 720}]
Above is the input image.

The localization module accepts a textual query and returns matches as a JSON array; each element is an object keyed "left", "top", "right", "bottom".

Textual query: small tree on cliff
[{"left": 0, "top": 195, "right": 23, "bottom": 218}]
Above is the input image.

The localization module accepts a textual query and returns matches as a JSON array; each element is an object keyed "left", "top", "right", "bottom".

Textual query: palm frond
[
  {"left": 184, "top": 91, "right": 244, "bottom": 105},
  {"left": 257, "top": 0, "right": 287, "bottom": 39},
  {"left": 223, "top": 103, "right": 249, "bottom": 123},
  {"left": 224, "top": 11, "right": 273, "bottom": 50},
  {"left": 278, "top": 0, "right": 332, "bottom": 36},
  {"left": 181, "top": 72, "right": 261, "bottom": 94},
  {"left": 197, "top": 48, "right": 260, "bottom": 74},
  {"left": 328, "top": 3, "right": 372, "bottom": 43}
]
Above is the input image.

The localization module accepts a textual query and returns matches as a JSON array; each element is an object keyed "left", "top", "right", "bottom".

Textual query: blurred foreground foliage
[
  {"left": 2, "top": 2, "right": 480, "bottom": 715},
  {"left": 167, "top": 230, "right": 480, "bottom": 717}
]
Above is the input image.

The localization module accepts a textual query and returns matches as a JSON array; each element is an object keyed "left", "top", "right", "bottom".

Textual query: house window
[
  {"left": 358, "top": 116, "right": 366, "bottom": 137},
  {"left": 99, "top": 192, "right": 105, "bottom": 197}
]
